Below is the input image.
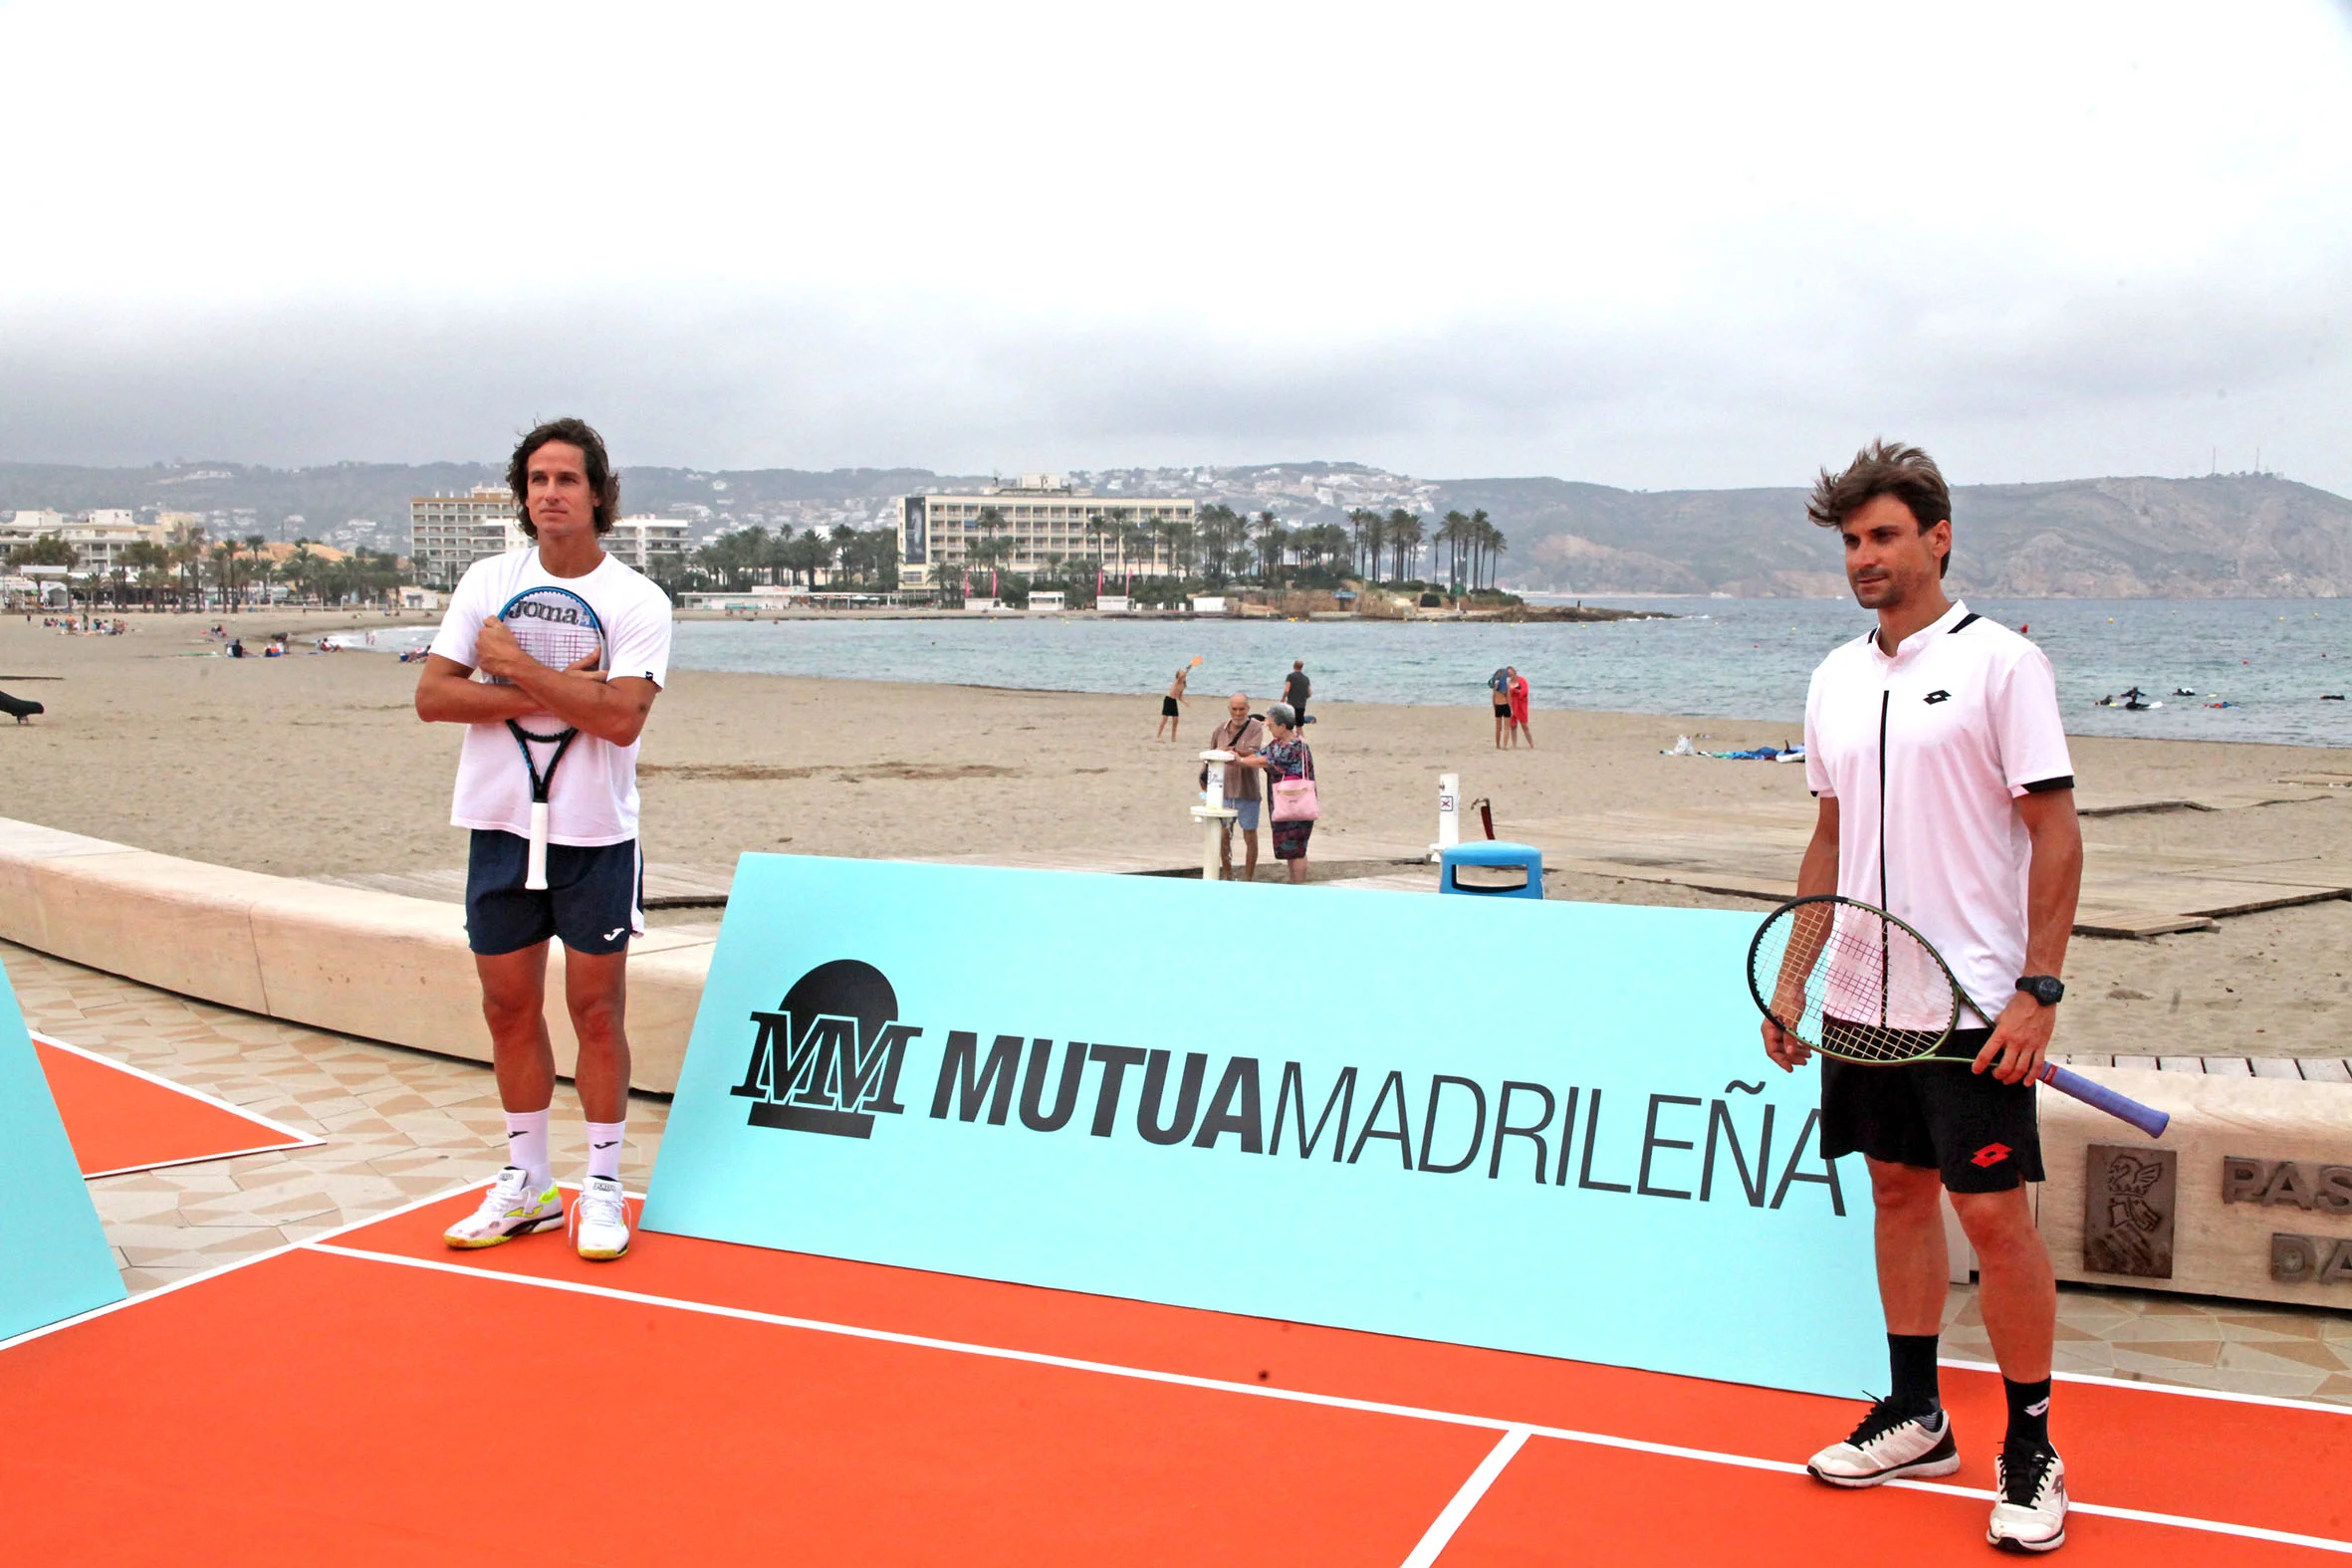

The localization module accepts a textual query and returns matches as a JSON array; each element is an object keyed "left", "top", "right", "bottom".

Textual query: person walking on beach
[
  {"left": 1487, "top": 665, "right": 1513, "bottom": 748},
  {"left": 1283, "top": 660, "right": 1311, "bottom": 725},
  {"left": 1234, "top": 703, "right": 1315, "bottom": 882},
  {"left": 1509, "top": 668, "right": 1534, "bottom": 749},
  {"left": 414, "top": 417, "right": 673, "bottom": 1263},
  {"left": 1157, "top": 662, "right": 1192, "bottom": 742},
  {"left": 1764, "top": 440, "right": 2080, "bottom": 1553},
  {"left": 1209, "top": 693, "right": 1267, "bottom": 881}
]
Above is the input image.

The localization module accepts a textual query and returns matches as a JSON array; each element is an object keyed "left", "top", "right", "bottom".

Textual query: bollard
[
  {"left": 1430, "top": 772, "right": 1461, "bottom": 862},
  {"left": 1190, "top": 750, "right": 1239, "bottom": 880}
]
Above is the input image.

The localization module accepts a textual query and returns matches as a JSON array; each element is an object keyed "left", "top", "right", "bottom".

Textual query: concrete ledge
[
  {"left": 0, "top": 817, "right": 707, "bottom": 1092},
  {"left": 2038, "top": 1065, "right": 2352, "bottom": 1307}
]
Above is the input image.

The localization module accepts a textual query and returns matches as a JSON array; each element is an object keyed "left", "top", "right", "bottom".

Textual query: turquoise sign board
[
  {"left": 0, "top": 965, "right": 125, "bottom": 1340},
  {"left": 645, "top": 856, "right": 1878, "bottom": 1397}
]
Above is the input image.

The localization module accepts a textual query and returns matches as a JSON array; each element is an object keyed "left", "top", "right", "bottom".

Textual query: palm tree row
[
  {"left": 681, "top": 523, "right": 899, "bottom": 593},
  {"left": 1435, "top": 509, "right": 1509, "bottom": 592},
  {"left": 9, "top": 524, "right": 405, "bottom": 608}
]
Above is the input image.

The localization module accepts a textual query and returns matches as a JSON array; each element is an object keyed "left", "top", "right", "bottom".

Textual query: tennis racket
[
  {"left": 486, "top": 584, "right": 606, "bottom": 890},
  {"left": 1747, "top": 894, "right": 2169, "bottom": 1139}
]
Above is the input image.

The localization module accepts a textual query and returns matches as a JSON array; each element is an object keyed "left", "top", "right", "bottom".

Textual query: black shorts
[
  {"left": 1162, "top": 696, "right": 1181, "bottom": 717},
  {"left": 1818, "top": 1028, "right": 2042, "bottom": 1192},
  {"left": 465, "top": 830, "right": 644, "bottom": 957},
  {"left": 1494, "top": 701, "right": 1511, "bottom": 717}
]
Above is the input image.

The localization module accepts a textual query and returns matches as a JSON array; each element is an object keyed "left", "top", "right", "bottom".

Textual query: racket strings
[
  {"left": 496, "top": 591, "right": 605, "bottom": 682},
  {"left": 1751, "top": 901, "right": 1958, "bottom": 1063}
]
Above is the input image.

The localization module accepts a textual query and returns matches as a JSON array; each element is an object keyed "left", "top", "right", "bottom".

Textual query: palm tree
[
  {"left": 1354, "top": 510, "right": 1382, "bottom": 575},
  {"left": 1387, "top": 510, "right": 1424, "bottom": 581}
]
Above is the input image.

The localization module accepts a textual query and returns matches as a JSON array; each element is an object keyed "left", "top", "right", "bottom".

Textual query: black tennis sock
[
  {"left": 1888, "top": 1333, "right": 1942, "bottom": 1416},
  {"left": 2003, "top": 1376, "right": 2053, "bottom": 1453}
]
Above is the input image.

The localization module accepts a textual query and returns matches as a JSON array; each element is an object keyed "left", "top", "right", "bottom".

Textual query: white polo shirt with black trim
[{"left": 1802, "top": 600, "right": 2074, "bottom": 1017}]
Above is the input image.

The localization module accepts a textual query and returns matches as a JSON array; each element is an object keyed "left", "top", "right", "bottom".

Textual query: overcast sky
[{"left": 4, "top": 1, "right": 2348, "bottom": 492}]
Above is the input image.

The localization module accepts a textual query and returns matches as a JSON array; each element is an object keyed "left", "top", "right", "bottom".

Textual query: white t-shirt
[
  {"left": 429, "top": 548, "right": 674, "bottom": 846},
  {"left": 1802, "top": 600, "right": 2074, "bottom": 1018}
]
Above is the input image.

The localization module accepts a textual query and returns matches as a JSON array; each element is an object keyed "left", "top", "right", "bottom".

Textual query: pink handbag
[{"left": 1269, "top": 744, "right": 1319, "bottom": 821}]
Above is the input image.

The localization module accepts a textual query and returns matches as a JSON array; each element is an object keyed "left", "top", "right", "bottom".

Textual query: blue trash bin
[{"left": 1440, "top": 840, "right": 1544, "bottom": 900}]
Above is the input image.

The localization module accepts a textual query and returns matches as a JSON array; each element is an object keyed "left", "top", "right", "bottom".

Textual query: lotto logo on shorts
[
  {"left": 730, "top": 960, "right": 917, "bottom": 1139},
  {"left": 1971, "top": 1142, "right": 2013, "bottom": 1168}
]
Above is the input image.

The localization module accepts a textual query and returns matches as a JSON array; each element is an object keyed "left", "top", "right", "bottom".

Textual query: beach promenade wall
[
  {"left": 3, "top": 812, "right": 2347, "bottom": 1308},
  {"left": 0, "top": 817, "right": 709, "bottom": 1093}
]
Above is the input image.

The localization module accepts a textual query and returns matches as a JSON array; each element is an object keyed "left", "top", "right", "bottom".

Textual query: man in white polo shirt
[
  {"left": 1762, "top": 440, "right": 2082, "bottom": 1554},
  {"left": 414, "top": 417, "right": 673, "bottom": 1263}
]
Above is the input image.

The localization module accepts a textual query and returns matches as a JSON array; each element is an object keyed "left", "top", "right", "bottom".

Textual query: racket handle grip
[
  {"left": 2039, "top": 1063, "right": 2170, "bottom": 1139},
  {"left": 525, "top": 802, "right": 551, "bottom": 891}
]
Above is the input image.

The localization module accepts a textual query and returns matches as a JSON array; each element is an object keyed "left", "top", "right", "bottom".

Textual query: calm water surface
[{"left": 365, "top": 597, "right": 2352, "bottom": 748}]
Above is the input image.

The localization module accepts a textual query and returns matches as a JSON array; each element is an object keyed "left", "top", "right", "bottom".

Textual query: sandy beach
[{"left": 4, "top": 608, "right": 2347, "bottom": 1059}]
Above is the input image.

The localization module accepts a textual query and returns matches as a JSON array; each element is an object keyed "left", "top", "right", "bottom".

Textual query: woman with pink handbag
[{"left": 1238, "top": 702, "right": 1316, "bottom": 884}]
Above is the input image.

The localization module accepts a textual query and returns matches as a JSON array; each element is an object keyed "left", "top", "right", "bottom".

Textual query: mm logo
[{"left": 730, "top": 960, "right": 918, "bottom": 1139}]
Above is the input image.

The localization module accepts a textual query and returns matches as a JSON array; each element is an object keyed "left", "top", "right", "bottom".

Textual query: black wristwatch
[{"left": 2015, "top": 975, "right": 2065, "bottom": 1007}]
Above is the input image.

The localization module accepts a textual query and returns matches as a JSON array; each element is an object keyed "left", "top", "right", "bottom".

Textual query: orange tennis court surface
[
  {"left": 3, "top": 1183, "right": 2346, "bottom": 1566},
  {"left": 34, "top": 1031, "right": 320, "bottom": 1178}
]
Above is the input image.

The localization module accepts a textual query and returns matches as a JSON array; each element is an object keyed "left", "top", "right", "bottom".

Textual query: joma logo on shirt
[{"left": 511, "top": 599, "right": 582, "bottom": 625}]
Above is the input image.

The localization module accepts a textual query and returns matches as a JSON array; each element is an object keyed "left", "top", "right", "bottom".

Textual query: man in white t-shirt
[
  {"left": 414, "top": 418, "right": 674, "bottom": 1262},
  {"left": 1762, "top": 441, "right": 2082, "bottom": 1555}
]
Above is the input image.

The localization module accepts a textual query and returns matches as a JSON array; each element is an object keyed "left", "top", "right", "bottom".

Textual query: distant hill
[
  {"left": 3, "top": 458, "right": 2344, "bottom": 597},
  {"left": 1430, "top": 473, "right": 2352, "bottom": 598}
]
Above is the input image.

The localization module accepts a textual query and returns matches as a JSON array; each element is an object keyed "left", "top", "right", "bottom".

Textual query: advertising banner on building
[
  {"left": 0, "top": 965, "right": 125, "bottom": 1341},
  {"left": 644, "top": 856, "right": 1878, "bottom": 1396}
]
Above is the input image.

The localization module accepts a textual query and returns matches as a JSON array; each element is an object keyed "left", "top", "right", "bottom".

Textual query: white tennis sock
[
  {"left": 504, "top": 1107, "right": 553, "bottom": 1187},
  {"left": 586, "top": 1120, "right": 626, "bottom": 1182}
]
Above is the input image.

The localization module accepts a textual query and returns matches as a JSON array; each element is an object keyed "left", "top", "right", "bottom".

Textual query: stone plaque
[{"left": 2082, "top": 1143, "right": 2176, "bottom": 1278}]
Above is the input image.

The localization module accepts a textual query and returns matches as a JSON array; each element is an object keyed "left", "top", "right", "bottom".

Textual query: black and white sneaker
[
  {"left": 1805, "top": 1397, "right": 1962, "bottom": 1487},
  {"left": 1989, "top": 1444, "right": 2067, "bottom": 1553}
]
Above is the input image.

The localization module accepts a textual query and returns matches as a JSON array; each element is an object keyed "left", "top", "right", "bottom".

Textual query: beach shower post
[
  {"left": 1430, "top": 772, "right": 1461, "bottom": 862},
  {"left": 1193, "top": 749, "right": 1238, "bottom": 880}
]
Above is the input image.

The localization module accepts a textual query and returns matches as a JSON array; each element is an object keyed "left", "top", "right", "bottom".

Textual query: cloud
[{"left": 2, "top": 2, "right": 2348, "bottom": 490}]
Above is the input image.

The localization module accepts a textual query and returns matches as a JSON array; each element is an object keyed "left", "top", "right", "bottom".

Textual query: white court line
[
  {"left": 0, "top": 1179, "right": 481, "bottom": 1355},
  {"left": 1944, "top": 1354, "right": 2352, "bottom": 1418},
  {"left": 1400, "top": 1427, "right": 1530, "bottom": 1568},
  {"left": 33, "top": 1029, "right": 326, "bottom": 1174},
  {"left": 302, "top": 1241, "right": 2352, "bottom": 1558}
]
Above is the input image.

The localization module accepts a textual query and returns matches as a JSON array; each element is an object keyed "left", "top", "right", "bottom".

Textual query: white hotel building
[
  {"left": 410, "top": 487, "right": 688, "bottom": 586},
  {"left": 0, "top": 509, "right": 165, "bottom": 575},
  {"left": 895, "top": 477, "right": 1194, "bottom": 589}
]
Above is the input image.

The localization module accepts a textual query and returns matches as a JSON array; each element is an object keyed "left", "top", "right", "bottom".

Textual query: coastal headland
[{"left": 6, "top": 610, "right": 2347, "bottom": 1063}]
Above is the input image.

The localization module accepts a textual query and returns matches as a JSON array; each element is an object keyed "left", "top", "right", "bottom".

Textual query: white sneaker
[
  {"left": 1989, "top": 1446, "right": 2067, "bottom": 1554},
  {"left": 572, "top": 1175, "right": 631, "bottom": 1261},
  {"left": 442, "top": 1167, "right": 564, "bottom": 1249},
  {"left": 1806, "top": 1399, "right": 1961, "bottom": 1487}
]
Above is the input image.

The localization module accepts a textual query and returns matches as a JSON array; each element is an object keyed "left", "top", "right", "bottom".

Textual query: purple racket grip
[{"left": 2039, "top": 1063, "right": 2170, "bottom": 1139}]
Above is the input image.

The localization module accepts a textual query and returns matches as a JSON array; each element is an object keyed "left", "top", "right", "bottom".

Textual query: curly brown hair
[
  {"left": 1806, "top": 439, "right": 1952, "bottom": 578},
  {"left": 507, "top": 417, "right": 619, "bottom": 538}
]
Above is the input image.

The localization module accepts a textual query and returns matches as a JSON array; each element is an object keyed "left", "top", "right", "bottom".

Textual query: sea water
[{"left": 358, "top": 597, "right": 2352, "bottom": 748}]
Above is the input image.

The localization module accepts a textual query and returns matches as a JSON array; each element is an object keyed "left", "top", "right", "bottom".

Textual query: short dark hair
[
  {"left": 508, "top": 417, "right": 619, "bottom": 538},
  {"left": 1807, "top": 439, "right": 1952, "bottom": 578}
]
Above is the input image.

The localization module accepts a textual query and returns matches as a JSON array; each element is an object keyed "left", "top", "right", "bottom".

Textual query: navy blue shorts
[{"left": 465, "top": 830, "right": 644, "bottom": 957}]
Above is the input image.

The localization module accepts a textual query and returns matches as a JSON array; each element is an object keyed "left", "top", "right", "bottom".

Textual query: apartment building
[
  {"left": 409, "top": 487, "right": 523, "bottom": 586},
  {"left": 895, "top": 476, "right": 1194, "bottom": 587},
  {"left": 410, "top": 489, "right": 688, "bottom": 585},
  {"left": 606, "top": 515, "right": 690, "bottom": 578},
  {"left": 0, "top": 510, "right": 165, "bottom": 575}
]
